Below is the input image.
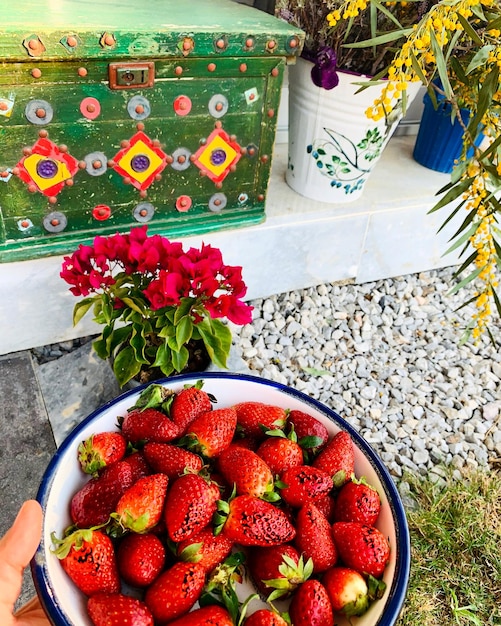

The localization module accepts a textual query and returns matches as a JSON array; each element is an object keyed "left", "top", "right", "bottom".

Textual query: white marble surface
[{"left": 0, "top": 135, "right": 460, "bottom": 355}]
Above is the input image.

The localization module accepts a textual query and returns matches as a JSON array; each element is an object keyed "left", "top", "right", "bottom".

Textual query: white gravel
[{"left": 230, "top": 266, "right": 501, "bottom": 481}]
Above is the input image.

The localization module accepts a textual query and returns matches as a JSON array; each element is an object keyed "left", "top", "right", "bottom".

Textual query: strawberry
[
  {"left": 120, "top": 407, "right": 180, "bottom": 444},
  {"left": 331, "top": 522, "right": 391, "bottom": 578},
  {"left": 164, "top": 605, "right": 233, "bottom": 626},
  {"left": 144, "top": 561, "right": 206, "bottom": 624},
  {"left": 279, "top": 464, "right": 333, "bottom": 508},
  {"left": 113, "top": 473, "right": 168, "bottom": 534},
  {"left": 87, "top": 593, "right": 154, "bottom": 625},
  {"left": 121, "top": 450, "right": 151, "bottom": 481},
  {"left": 255, "top": 432, "right": 303, "bottom": 476},
  {"left": 288, "top": 579, "right": 334, "bottom": 626},
  {"left": 334, "top": 477, "right": 381, "bottom": 525},
  {"left": 215, "top": 495, "right": 296, "bottom": 546},
  {"left": 70, "top": 459, "right": 135, "bottom": 528},
  {"left": 217, "top": 445, "right": 278, "bottom": 501},
  {"left": 164, "top": 472, "right": 219, "bottom": 542},
  {"left": 233, "top": 401, "right": 287, "bottom": 439},
  {"left": 182, "top": 407, "right": 237, "bottom": 458},
  {"left": 287, "top": 409, "right": 329, "bottom": 455},
  {"left": 294, "top": 501, "right": 337, "bottom": 573},
  {"left": 248, "top": 544, "right": 313, "bottom": 601},
  {"left": 322, "top": 566, "right": 370, "bottom": 617},
  {"left": 177, "top": 526, "right": 234, "bottom": 573},
  {"left": 312, "top": 430, "right": 355, "bottom": 488},
  {"left": 243, "top": 609, "right": 289, "bottom": 626},
  {"left": 143, "top": 442, "right": 203, "bottom": 479},
  {"left": 51, "top": 528, "right": 120, "bottom": 596},
  {"left": 116, "top": 532, "right": 166, "bottom": 587},
  {"left": 78, "top": 431, "right": 127, "bottom": 475},
  {"left": 313, "top": 493, "right": 336, "bottom": 523},
  {"left": 170, "top": 381, "right": 213, "bottom": 434}
]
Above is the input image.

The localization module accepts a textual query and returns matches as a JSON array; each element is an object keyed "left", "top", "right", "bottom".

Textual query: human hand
[{"left": 0, "top": 500, "right": 50, "bottom": 625}]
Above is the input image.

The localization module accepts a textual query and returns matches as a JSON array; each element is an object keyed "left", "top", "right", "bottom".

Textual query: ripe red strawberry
[
  {"left": 113, "top": 473, "right": 168, "bottom": 533},
  {"left": 144, "top": 561, "right": 206, "bottom": 624},
  {"left": 170, "top": 382, "right": 213, "bottom": 434},
  {"left": 215, "top": 495, "right": 296, "bottom": 546},
  {"left": 248, "top": 544, "right": 313, "bottom": 601},
  {"left": 313, "top": 430, "right": 355, "bottom": 488},
  {"left": 322, "top": 566, "right": 370, "bottom": 617},
  {"left": 313, "top": 493, "right": 336, "bottom": 523},
  {"left": 165, "top": 605, "right": 233, "bottom": 626},
  {"left": 87, "top": 593, "right": 154, "bottom": 626},
  {"left": 334, "top": 477, "right": 381, "bottom": 525},
  {"left": 288, "top": 579, "right": 334, "bottom": 626},
  {"left": 51, "top": 528, "right": 120, "bottom": 596},
  {"left": 183, "top": 407, "right": 237, "bottom": 458},
  {"left": 287, "top": 409, "right": 329, "bottom": 454},
  {"left": 233, "top": 401, "right": 287, "bottom": 439},
  {"left": 120, "top": 407, "right": 180, "bottom": 444},
  {"left": 217, "top": 445, "right": 278, "bottom": 501},
  {"left": 164, "top": 472, "right": 219, "bottom": 542},
  {"left": 243, "top": 609, "right": 289, "bottom": 626},
  {"left": 70, "top": 459, "right": 135, "bottom": 528},
  {"left": 78, "top": 431, "right": 127, "bottom": 475},
  {"left": 121, "top": 450, "right": 151, "bottom": 481},
  {"left": 294, "top": 501, "right": 337, "bottom": 573},
  {"left": 279, "top": 464, "right": 333, "bottom": 508},
  {"left": 255, "top": 433, "right": 304, "bottom": 476},
  {"left": 116, "top": 532, "right": 166, "bottom": 587},
  {"left": 331, "top": 522, "right": 391, "bottom": 578},
  {"left": 143, "top": 442, "right": 203, "bottom": 479},
  {"left": 177, "top": 526, "right": 234, "bottom": 573}
]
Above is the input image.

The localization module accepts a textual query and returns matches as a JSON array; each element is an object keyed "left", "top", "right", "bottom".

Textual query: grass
[{"left": 396, "top": 466, "right": 501, "bottom": 626}]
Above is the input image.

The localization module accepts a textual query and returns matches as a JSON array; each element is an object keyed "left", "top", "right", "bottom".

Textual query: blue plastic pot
[{"left": 413, "top": 90, "right": 484, "bottom": 173}]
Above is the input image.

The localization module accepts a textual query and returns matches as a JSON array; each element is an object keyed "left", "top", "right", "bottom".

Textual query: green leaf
[
  {"left": 409, "top": 50, "right": 427, "bottom": 85},
  {"left": 342, "top": 28, "right": 412, "bottom": 48},
  {"left": 171, "top": 344, "right": 189, "bottom": 373},
  {"left": 107, "top": 325, "right": 133, "bottom": 355},
  {"left": 456, "top": 13, "right": 484, "bottom": 47},
  {"left": 196, "top": 318, "right": 232, "bottom": 369},
  {"left": 301, "top": 366, "right": 332, "bottom": 376},
  {"left": 443, "top": 222, "right": 478, "bottom": 257},
  {"left": 72, "top": 297, "right": 95, "bottom": 326},
  {"left": 466, "top": 44, "right": 495, "bottom": 75},
  {"left": 176, "top": 315, "right": 194, "bottom": 350},
  {"left": 448, "top": 266, "right": 483, "bottom": 296},
  {"left": 130, "top": 325, "right": 149, "bottom": 365},
  {"left": 428, "top": 177, "right": 475, "bottom": 214},
  {"left": 174, "top": 297, "right": 195, "bottom": 325},
  {"left": 492, "top": 287, "right": 501, "bottom": 319},
  {"left": 429, "top": 29, "right": 451, "bottom": 99},
  {"left": 152, "top": 342, "right": 174, "bottom": 376},
  {"left": 467, "top": 66, "right": 499, "bottom": 136},
  {"left": 120, "top": 296, "right": 146, "bottom": 315},
  {"left": 113, "top": 345, "right": 142, "bottom": 387}
]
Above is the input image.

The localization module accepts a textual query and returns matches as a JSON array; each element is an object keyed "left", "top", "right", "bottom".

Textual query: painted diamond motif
[
  {"left": 14, "top": 137, "right": 79, "bottom": 197},
  {"left": 192, "top": 128, "right": 241, "bottom": 183},
  {"left": 112, "top": 131, "right": 167, "bottom": 191}
]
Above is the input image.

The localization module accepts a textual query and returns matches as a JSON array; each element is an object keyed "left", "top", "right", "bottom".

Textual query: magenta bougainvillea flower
[{"left": 61, "top": 226, "right": 253, "bottom": 386}]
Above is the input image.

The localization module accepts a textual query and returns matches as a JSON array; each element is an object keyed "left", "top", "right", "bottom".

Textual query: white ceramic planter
[{"left": 286, "top": 58, "right": 419, "bottom": 203}]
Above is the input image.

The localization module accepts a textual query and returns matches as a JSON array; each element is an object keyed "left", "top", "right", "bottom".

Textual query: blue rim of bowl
[{"left": 32, "top": 371, "right": 410, "bottom": 626}]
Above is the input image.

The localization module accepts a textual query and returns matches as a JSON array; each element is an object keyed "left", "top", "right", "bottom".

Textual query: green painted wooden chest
[{"left": 0, "top": 0, "right": 303, "bottom": 261}]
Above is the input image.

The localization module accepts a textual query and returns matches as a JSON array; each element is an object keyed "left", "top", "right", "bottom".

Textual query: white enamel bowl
[{"left": 33, "top": 372, "right": 410, "bottom": 626}]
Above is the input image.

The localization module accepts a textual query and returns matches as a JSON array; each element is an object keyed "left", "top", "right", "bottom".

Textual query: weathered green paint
[{"left": 0, "top": 0, "right": 303, "bottom": 262}]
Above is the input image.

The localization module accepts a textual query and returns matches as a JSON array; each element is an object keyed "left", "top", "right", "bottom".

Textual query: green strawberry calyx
[
  {"left": 264, "top": 554, "right": 314, "bottom": 602},
  {"left": 50, "top": 522, "right": 107, "bottom": 559},
  {"left": 200, "top": 552, "right": 246, "bottom": 623},
  {"left": 77, "top": 436, "right": 104, "bottom": 476}
]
